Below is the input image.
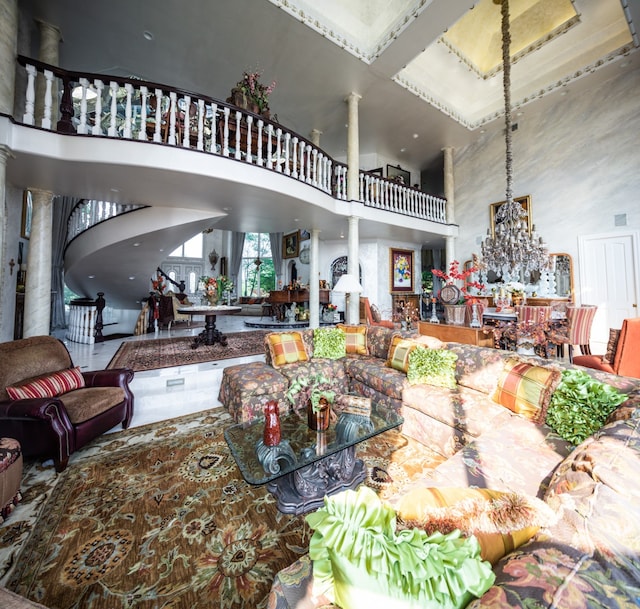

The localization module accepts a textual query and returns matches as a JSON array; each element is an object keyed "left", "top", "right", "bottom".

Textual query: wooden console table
[{"left": 418, "top": 321, "right": 495, "bottom": 348}]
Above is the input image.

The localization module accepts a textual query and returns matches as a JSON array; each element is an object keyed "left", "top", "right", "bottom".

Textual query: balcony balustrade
[{"left": 15, "top": 56, "right": 448, "bottom": 229}]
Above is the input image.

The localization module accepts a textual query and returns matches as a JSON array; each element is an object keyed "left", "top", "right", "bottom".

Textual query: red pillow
[{"left": 6, "top": 367, "right": 86, "bottom": 400}]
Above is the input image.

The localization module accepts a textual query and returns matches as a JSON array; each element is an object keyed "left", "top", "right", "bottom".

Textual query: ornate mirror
[{"left": 552, "top": 253, "right": 573, "bottom": 298}]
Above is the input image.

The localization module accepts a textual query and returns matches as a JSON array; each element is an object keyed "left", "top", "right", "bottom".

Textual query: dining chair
[{"left": 559, "top": 304, "right": 597, "bottom": 362}]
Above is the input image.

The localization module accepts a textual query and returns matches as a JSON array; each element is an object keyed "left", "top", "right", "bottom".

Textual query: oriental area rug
[
  {"left": 0, "top": 408, "right": 445, "bottom": 609},
  {"left": 107, "top": 331, "right": 269, "bottom": 372}
]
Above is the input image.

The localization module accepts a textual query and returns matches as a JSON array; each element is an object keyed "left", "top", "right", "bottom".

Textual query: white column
[
  {"left": 345, "top": 92, "right": 361, "bottom": 202},
  {"left": 310, "top": 129, "right": 322, "bottom": 147},
  {"left": 445, "top": 235, "right": 456, "bottom": 274},
  {"left": 0, "top": 0, "right": 18, "bottom": 115},
  {"left": 34, "top": 20, "right": 61, "bottom": 126},
  {"left": 443, "top": 146, "right": 455, "bottom": 225},
  {"left": 0, "top": 146, "right": 11, "bottom": 341},
  {"left": 309, "top": 229, "right": 321, "bottom": 329},
  {"left": 347, "top": 216, "right": 360, "bottom": 325},
  {"left": 23, "top": 189, "right": 54, "bottom": 337}
]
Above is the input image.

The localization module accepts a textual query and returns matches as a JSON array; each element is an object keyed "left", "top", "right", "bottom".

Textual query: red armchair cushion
[{"left": 6, "top": 367, "right": 85, "bottom": 400}]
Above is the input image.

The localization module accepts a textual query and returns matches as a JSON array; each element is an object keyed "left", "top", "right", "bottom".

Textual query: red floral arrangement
[{"left": 432, "top": 260, "right": 485, "bottom": 302}]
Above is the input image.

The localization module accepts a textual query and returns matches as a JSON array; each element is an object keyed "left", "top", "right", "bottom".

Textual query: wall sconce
[{"left": 208, "top": 249, "right": 219, "bottom": 270}]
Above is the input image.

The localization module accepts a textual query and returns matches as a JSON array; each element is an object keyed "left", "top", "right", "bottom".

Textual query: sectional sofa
[{"left": 216, "top": 324, "right": 640, "bottom": 609}]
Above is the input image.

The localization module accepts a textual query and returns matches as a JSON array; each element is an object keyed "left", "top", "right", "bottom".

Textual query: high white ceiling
[{"left": 25, "top": 0, "right": 639, "bottom": 174}]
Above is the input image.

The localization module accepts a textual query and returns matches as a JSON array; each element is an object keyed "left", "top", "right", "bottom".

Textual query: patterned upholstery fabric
[
  {"left": 0, "top": 437, "right": 22, "bottom": 525},
  {"left": 566, "top": 305, "right": 597, "bottom": 345},
  {"left": 516, "top": 305, "right": 551, "bottom": 324}
]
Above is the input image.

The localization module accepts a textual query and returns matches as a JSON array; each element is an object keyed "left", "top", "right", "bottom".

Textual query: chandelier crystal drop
[{"left": 480, "top": 0, "right": 550, "bottom": 282}]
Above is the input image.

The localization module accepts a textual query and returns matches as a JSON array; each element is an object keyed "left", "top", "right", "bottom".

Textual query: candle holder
[{"left": 429, "top": 300, "right": 439, "bottom": 324}]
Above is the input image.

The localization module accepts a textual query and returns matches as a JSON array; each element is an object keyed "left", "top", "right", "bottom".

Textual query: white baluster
[
  {"left": 77, "top": 78, "right": 89, "bottom": 134},
  {"left": 182, "top": 95, "right": 191, "bottom": 148},
  {"left": 234, "top": 111, "right": 242, "bottom": 160},
  {"left": 108, "top": 81, "right": 118, "bottom": 137},
  {"left": 138, "top": 86, "right": 148, "bottom": 140},
  {"left": 42, "top": 70, "right": 53, "bottom": 130},
  {"left": 312, "top": 149, "right": 318, "bottom": 185},
  {"left": 266, "top": 124, "right": 274, "bottom": 168},
  {"left": 222, "top": 106, "right": 230, "bottom": 157},
  {"left": 291, "top": 137, "right": 298, "bottom": 178},
  {"left": 92, "top": 79, "right": 104, "bottom": 135},
  {"left": 326, "top": 159, "right": 333, "bottom": 193},
  {"left": 197, "top": 99, "right": 204, "bottom": 150},
  {"left": 246, "top": 115, "right": 253, "bottom": 162},
  {"left": 305, "top": 145, "right": 312, "bottom": 183},
  {"left": 275, "top": 128, "right": 282, "bottom": 172},
  {"left": 168, "top": 91, "right": 177, "bottom": 145},
  {"left": 284, "top": 133, "right": 291, "bottom": 175},
  {"left": 123, "top": 83, "right": 133, "bottom": 139},
  {"left": 23, "top": 64, "right": 36, "bottom": 125},
  {"left": 210, "top": 103, "right": 218, "bottom": 153},
  {"left": 299, "top": 142, "right": 306, "bottom": 182},
  {"left": 154, "top": 88, "right": 163, "bottom": 142},
  {"left": 256, "top": 120, "right": 264, "bottom": 166}
]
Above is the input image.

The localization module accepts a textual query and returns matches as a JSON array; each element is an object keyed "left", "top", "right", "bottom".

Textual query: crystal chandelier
[{"left": 480, "top": 0, "right": 549, "bottom": 283}]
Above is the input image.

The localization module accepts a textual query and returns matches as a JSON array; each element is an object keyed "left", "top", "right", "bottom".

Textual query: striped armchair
[{"left": 560, "top": 304, "right": 597, "bottom": 362}]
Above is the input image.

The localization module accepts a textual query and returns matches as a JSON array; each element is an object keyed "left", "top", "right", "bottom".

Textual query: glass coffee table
[{"left": 224, "top": 406, "right": 403, "bottom": 514}]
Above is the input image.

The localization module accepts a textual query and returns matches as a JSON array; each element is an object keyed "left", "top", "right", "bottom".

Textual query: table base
[
  {"left": 266, "top": 445, "right": 366, "bottom": 515},
  {"left": 191, "top": 315, "right": 227, "bottom": 349}
]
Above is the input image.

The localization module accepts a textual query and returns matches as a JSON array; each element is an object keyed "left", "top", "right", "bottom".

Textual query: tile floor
[{"left": 55, "top": 315, "right": 264, "bottom": 431}]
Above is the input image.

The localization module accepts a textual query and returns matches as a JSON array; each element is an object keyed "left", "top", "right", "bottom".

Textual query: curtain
[
  {"left": 230, "top": 231, "right": 245, "bottom": 294},
  {"left": 51, "top": 196, "right": 80, "bottom": 330},
  {"left": 270, "top": 232, "right": 283, "bottom": 287}
]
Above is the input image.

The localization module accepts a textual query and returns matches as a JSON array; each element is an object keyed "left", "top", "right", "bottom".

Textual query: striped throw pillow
[
  {"left": 7, "top": 367, "right": 86, "bottom": 400},
  {"left": 336, "top": 324, "right": 368, "bottom": 355},
  {"left": 266, "top": 332, "right": 309, "bottom": 368},
  {"left": 386, "top": 335, "right": 418, "bottom": 373},
  {"left": 492, "top": 357, "right": 562, "bottom": 423}
]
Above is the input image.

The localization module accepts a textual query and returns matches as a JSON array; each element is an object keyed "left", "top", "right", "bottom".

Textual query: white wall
[{"left": 453, "top": 65, "right": 640, "bottom": 304}]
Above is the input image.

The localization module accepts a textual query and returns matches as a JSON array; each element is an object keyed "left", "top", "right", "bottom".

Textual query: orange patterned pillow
[
  {"left": 386, "top": 335, "right": 419, "bottom": 372},
  {"left": 7, "top": 367, "right": 86, "bottom": 400},
  {"left": 336, "top": 324, "right": 368, "bottom": 355},
  {"left": 492, "top": 357, "right": 562, "bottom": 423},
  {"left": 396, "top": 486, "right": 556, "bottom": 565},
  {"left": 266, "top": 331, "right": 309, "bottom": 368}
]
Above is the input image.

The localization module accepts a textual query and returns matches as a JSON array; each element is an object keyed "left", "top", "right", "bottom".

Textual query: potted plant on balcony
[
  {"left": 285, "top": 372, "right": 339, "bottom": 431},
  {"left": 228, "top": 70, "right": 276, "bottom": 118}
]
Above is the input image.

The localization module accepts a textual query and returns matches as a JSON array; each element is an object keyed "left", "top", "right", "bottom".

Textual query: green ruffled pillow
[
  {"left": 306, "top": 486, "right": 495, "bottom": 609},
  {"left": 313, "top": 327, "right": 346, "bottom": 360},
  {"left": 406, "top": 346, "right": 458, "bottom": 389},
  {"left": 545, "top": 369, "right": 628, "bottom": 445}
]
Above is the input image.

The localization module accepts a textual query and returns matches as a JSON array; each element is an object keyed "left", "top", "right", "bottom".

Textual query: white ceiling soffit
[
  {"left": 394, "top": 0, "right": 635, "bottom": 130},
  {"left": 267, "top": 0, "right": 425, "bottom": 63}
]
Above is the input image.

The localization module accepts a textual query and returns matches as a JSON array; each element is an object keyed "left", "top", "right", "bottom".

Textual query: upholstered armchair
[
  {"left": 360, "top": 297, "right": 395, "bottom": 329},
  {"left": 0, "top": 336, "right": 134, "bottom": 472}
]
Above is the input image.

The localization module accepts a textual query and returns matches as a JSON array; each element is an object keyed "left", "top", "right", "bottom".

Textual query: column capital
[
  {"left": 34, "top": 19, "right": 63, "bottom": 42},
  {"left": 344, "top": 92, "right": 362, "bottom": 104},
  {"left": 0, "top": 144, "right": 13, "bottom": 163}
]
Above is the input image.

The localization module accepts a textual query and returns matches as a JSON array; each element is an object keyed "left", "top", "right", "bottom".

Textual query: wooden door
[{"left": 578, "top": 231, "right": 639, "bottom": 350}]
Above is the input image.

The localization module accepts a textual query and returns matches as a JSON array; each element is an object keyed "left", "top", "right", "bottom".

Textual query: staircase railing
[{"left": 15, "top": 56, "right": 448, "bottom": 224}]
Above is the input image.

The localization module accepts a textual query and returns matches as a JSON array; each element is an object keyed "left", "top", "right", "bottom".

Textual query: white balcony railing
[{"left": 16, "top": 56, "right": 448, "bottom": 224}]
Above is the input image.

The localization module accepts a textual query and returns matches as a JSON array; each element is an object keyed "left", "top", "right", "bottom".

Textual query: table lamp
[{"left": 332, "top": 273, "right": 363, "bottom": 324}]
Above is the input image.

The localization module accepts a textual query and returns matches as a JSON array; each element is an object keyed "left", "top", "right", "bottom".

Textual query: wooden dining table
[{"left": 177, "top": 305, "right": 241, "bottom": 349}]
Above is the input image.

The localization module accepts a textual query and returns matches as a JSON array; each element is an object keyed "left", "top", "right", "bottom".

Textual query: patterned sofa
[{"left": 216, "top": 325, "right": 640, "bottom": 609}]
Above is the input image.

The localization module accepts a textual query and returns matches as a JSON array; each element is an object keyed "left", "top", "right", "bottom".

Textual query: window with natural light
[{"left": 241, "top": 233, "right": 275, "bottom": 297}]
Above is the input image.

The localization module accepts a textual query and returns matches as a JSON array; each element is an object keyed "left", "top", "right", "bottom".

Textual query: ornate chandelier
[{"left": 480, "top": 0, "right": 549, "bottom": 282}]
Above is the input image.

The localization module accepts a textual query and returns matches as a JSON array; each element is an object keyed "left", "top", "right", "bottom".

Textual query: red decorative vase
[{"left": 263, "top": 400, "right": 281, "bottom": 446}]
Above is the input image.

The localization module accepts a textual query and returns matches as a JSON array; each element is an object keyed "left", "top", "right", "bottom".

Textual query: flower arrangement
[
  {"left": 199, "top": 275, "right": 219, "bottom": 298},
  {"left": 326, "top": 303, "right": 338, "bottom": 312},
  {"left": 151, "top": 274, "right": 165, "bottom": 295},
  {"left": 235, "top": 70, "right": 276, "bottom": 114},
  {"left": 286, "top": 373, "right": 339, "bottom": 412},
  {"left": 504, "top": 281, "right": 525, "bottom": 295},
  {"left": 432, "top": 260, "right": 485, "bottom": 303}
]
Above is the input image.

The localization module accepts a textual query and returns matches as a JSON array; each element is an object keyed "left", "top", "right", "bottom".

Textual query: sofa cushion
[
  {"left": 278, "top": 360, "right": 350, "bottom": 397},
  {"left": 336, "top": 324, "right": 368, "bottom": 355},
  {"left": 7, "top": 367, "right": 85, "bottom": 400},
  {"left": 266, "top": 331, "right": 309, "bottom": 368},
  {"left": 492, "top": 357, "right": 561, "bottom": 424},
  {"left": 59, "top": 387, "right": 126, "bottom": 424},
  {"left": 345, "top": 357, "right": 408, "bottom": 401},
  {"left": 313, "top": 328, "right": 346, "bottom": 360},
  {"left": 406, "top": 347, "right": 457, "bottom": 388},
  {"left": 396, "top": 486, "right": 556, "bottom": 565}
]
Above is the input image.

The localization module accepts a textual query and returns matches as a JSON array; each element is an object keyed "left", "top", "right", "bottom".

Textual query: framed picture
[
  {"left": 21, "top": 190, "right": 33, "bottom": 239},
  {"left": 386, "top": 164, "right": 410, "bottom": 185},
  {"left": 369, "top": 167, "right": 383, "bottom": 177},
  {"left": 490, "top": 195, "right": 532, "bottom": 237},
  {"left": 389, "top": 248, "right": 414, "bottom": 293},
  {"left": 300, "top": 229, "right": 310, "bottom": 241},
  {"left": 282, "top": 230, "right": 300, "bottom": 258}
]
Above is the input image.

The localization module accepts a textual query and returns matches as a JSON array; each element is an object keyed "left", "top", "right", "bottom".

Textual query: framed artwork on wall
[
  {"left": 489, "top": 195, "right": 532, "bottom": 237},
  {"left": 386, "top": 164, "right": 410, "bottom": 185},
  {"left": 282, "top": 230, "right": 300, "bottom": 259},
  {"left": 21, "top": 190, "right": 32, "bottom": 239},
  {"left": 389, "top": 248, "right": 414, "bottom": 293}
]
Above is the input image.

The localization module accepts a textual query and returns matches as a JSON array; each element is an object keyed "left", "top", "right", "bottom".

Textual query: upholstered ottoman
[
  {"left": 0, "top": 438, "right": 23, "bottom": 524},
  {"left": 218, "top": 361, "right": 290, "bottom": 424}
]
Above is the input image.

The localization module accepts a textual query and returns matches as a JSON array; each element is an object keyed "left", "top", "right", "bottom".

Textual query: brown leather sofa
[{"left": 0, "top": 336, "right": 134, "bottom": 472}]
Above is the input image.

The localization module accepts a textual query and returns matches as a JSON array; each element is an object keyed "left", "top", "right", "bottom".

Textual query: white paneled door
[{"left": 578, "top": 231, "right": 639, "bottom": 351}]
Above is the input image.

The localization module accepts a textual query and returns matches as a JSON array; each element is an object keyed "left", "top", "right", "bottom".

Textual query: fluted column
[
  {"left": 347, "top": 216, "right": 360, "bottom": 325},
  {"left": 345, "top": 92, "right": 361, "bottom": 202},
  {"left": 445, "top": 235, "right": 456, "bottom": 272},
  {"left": 0, "top": 0, "right": 17, "bottom": 115},
  {"left": 309, "top": 229, "right": 321, "bottom": 329},
  {"left": 0, "top": 146, "right": 11, "bottom": 340},
  {"left": 310, "top": 129, "right": 322, "bottom": 146},
  {"left": 35, "top": 19, "right": 62, "bottom": 126},
  {"left": 443, "top": 146, "right": 455, "bottom": 225},
  {"left": 23, "top": 189, "right": 54, "bottom": 337}
]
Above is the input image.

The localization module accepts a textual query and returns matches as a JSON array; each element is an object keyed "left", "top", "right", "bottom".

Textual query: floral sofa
[{"left": 217, "top": 324, "right": 640, "bottom": 609}]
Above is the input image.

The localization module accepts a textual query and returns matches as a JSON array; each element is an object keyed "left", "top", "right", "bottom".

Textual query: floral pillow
[{"left": 313, "top": 328, "right": 346, "bottom": 360}]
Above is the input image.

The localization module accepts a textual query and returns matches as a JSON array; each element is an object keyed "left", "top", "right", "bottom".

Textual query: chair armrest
[
  {"left": 0, "top": 396, "right": 74, "bottom": 429},
  {"left": 82, "top": 368, "right": 134, "bottom": 389}
]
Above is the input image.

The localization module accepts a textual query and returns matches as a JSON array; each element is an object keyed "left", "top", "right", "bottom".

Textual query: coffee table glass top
[{"left": 224, "top": 407, "right": 403, "bottom": 485}]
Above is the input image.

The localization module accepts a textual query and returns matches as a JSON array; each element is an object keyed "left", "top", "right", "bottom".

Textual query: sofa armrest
[
  {"left": 0, "top": 396, "right": 73, "bottom": 427},
  {"left": 82, "top": 368, "right": 134, "bottom": 389}
]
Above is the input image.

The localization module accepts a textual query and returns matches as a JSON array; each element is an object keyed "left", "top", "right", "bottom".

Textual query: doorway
[{"left": 578, "top": 231, "right": 639, "bottom": 351}]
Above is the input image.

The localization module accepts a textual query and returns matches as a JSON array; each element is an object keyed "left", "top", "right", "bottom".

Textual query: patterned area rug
[
  {"left": 0, "top": 409, "right": 445, "bottom": 608},
  {"left": 107, "top": 331, "right": 269, "bottom": 371}
]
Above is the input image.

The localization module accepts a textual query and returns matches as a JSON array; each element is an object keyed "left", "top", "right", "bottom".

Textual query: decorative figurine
[{"left": 263, "top": 400, "right": 281, "bottom": 446}]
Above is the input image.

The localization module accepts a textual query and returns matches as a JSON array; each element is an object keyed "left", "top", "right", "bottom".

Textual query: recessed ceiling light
[
  {"left": 400, "top": 148, "right": 406, "bottom": 152},
  {"left": 110, "top": 188, "right": 119, "bottom": 193},
  {"left": 88, "top": 275, "right": 95, "bottom": 279},
  {"left": 159, "top": 248, "right": 164, "bottom": 252},
  {"left": 133, "top": 242, "right": 140, "bottom": 247},
  {"left": 412, "top": 133, "right": 419, "bottom": 139},
  {"left": 223, "top": 207, "right": 230, "bottom": 211},
  {"left": 129, "top": 276, "right": 136, "bottom": 280},
  {"left": 143, "top": 30, "right": 154, "bottom": 41}
]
